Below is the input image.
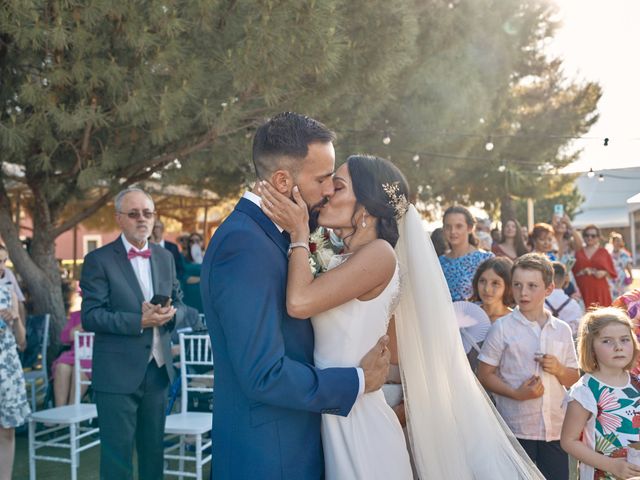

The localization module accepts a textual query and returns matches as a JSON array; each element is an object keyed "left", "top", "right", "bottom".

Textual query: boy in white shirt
[
  {"left": 478, "top": 253, "right": 580, "bottom": 480},
  {"left": 545, "top": 262, "right": 583, "bottom": 337}
]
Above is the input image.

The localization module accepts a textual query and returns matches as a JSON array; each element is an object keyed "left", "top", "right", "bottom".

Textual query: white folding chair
[
  {"left": 23, "top": 314, "right": 50, "bottom": 411},
  {"left": 28, "top": 331, "right": 99, "bottom": 480},
  {"left": 164, "top": 333, "right": 213, "bottom": 480}
]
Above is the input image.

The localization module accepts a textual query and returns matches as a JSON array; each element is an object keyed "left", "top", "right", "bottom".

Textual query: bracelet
[{"left": 287, "top": 242, "right": 310, "bottom": 257}]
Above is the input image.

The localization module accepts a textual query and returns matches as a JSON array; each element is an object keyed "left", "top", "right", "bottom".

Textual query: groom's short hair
[{"left": 252, "top": 112, "right": 336, "bottom": 179}]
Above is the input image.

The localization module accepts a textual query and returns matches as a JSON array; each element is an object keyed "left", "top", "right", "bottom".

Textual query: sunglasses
[
  {"left": 583, "top": 233, "right": 598, "bottom": 239},
  {"left": 118, "top": 210, "right": 155, "bottom": 220}
]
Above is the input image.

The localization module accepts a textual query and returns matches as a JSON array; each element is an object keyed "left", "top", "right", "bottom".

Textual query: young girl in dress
[
  {"left": 469, "top": 257, "right": 514, "bottom": 322},
  {"left": 439, "top": 205, "right": 494, "bottom": 301},
  {"left": 561, "top": 307, "right": 640, "bottom": 480}
]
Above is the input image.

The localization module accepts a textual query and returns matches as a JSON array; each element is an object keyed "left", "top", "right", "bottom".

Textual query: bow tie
[{"left": 127, "top": 248, "right": 151, "bottom": 260}]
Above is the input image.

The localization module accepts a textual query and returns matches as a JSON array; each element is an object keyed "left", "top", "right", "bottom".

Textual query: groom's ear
[{"left": 270, "top": 170, "right": 293, "bottom": 194}]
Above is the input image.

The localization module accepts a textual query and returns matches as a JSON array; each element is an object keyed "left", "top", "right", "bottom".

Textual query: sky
[{"left": 550, "top": 0, "right": 640, "bottom": 173}]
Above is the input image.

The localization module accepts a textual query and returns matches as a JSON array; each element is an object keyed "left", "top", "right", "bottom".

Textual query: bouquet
[{"left": 308, "top": 229, "right": 339, "bottom": 277}]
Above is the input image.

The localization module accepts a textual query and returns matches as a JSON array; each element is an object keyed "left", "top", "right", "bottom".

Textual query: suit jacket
[
  {"left": 163, "top": 240, "right": 184, "bottom": 280},
  {"left": 201, "top": 198, "right": 359, "bottom": 480},
  {"left": 80, "top": 237, "right": 183, "bottom": 394}
]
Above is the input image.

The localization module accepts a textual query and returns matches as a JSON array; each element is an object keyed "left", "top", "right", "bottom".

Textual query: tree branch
[
  {"left": 51, "top": 123, "right": 230, "bottom": 237},
  {"left": 0, "top": 177, "right": 42, "bottom": 279}
]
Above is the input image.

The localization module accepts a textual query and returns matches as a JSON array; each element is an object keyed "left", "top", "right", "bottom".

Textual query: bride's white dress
[{"left": 312, "top": 254, "right": 413, "bottom": 480}]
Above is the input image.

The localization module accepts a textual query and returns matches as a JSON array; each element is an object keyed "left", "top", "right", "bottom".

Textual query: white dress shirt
[
  {"left": 478, "top": 307, "right": 579, "bottom": 441},
  {"left": 545, "top": 289, "right": 583, "bottom": 337},
  {"left": 121, "top": 234, "right": 164, "bottom": 367},
  {"left": 242, "top": 191, "right": 365, "bottom": 396}
]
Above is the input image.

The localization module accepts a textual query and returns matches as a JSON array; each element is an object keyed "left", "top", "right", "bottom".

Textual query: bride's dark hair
[{"left": 346, "top": 155, "right": 410, "bottom": 248}]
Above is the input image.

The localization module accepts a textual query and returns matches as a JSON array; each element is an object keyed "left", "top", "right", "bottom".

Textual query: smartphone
[
  {"left": 149, "top": 294, "right": 171, "bottom": 307},
  {"left": 553, "top": 204, "right": 564, "bottom": 219}
]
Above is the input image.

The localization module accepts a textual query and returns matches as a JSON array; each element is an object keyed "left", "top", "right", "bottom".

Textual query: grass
[{"left": 13, "top": 427, "right": 211, "bottom": 479}]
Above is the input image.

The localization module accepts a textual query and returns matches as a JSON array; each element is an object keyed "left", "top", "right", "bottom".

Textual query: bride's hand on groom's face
[{"left": 259, "top": 181, "right": 309, "bottom": 241}]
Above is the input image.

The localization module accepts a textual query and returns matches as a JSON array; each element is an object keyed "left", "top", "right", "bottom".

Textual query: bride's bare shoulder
[{"left": 352, "top": 239, "right": 397, "bottom": 267}]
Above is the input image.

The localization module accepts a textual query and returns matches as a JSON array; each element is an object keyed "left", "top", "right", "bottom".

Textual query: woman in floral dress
[
  {"left": 608, "top": 233, "right": 633, "bottom": 299},
  {"left": 0, "top": 283, "right": 30, "bottom": 480},
  {"left": 439, "top": 205, "right": 493, "bottom": 301}
]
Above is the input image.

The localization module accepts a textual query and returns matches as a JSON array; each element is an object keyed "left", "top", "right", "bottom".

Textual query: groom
[{"left": 201, "top": 112, "right": 391, "bottom": 479}]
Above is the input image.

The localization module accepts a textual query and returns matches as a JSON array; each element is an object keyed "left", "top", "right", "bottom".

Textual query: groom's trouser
[
  {"left": 95, "top": 359, "right": 169, "bottom": 480},
  {"left": 518, "top": 439, "right": 568, "bottom": 480}
]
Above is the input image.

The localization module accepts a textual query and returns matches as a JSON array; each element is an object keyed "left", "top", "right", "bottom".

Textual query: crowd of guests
[
  {"left": 434, "top": 205, "right": 639, "bottom": 479},
  {"left": 1, "top": 196, "right": 638, "bottom": 479}
]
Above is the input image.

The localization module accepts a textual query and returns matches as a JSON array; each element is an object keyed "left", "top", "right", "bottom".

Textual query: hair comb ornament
[{"left": 382, "top": 182, "right": 409, "bottom": 220}]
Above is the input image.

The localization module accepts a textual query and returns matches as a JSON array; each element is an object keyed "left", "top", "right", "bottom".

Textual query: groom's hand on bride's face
[{"left": 361, "top": 335, "right": 391, "bottom": 393}]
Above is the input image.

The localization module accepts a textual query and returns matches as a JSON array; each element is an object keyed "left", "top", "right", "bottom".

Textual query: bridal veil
[{"left": 394, "top": 205, "right": 545, "bottom": 479}]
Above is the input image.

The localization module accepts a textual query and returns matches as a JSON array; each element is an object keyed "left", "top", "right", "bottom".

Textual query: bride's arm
[
  {"left": 286, "top": 236, "right": 395, "bottom": 319},
  {"left": 259, "top": 182, "right": 396, "bottom": 319}
]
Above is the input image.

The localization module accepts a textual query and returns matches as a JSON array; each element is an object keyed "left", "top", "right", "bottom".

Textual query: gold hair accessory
[{"left": 382, "top": 182, "right": 409, "bottom": 220}]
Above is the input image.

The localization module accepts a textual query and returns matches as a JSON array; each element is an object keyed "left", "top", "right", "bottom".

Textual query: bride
[{"left": 259, "top": 154, "right": 544, "bottom": 479}]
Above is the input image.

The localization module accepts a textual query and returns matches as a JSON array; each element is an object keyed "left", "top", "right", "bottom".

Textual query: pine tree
[{"left": 0, "top": 0, "right": 420, "bottom": 350}]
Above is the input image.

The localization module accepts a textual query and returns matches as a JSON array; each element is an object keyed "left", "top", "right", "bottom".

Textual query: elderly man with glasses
[{"left": 80, "top": 187, "right": 184, "bottom": 480}]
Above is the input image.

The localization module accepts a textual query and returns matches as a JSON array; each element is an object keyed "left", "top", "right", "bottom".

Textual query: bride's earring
[{"left": 361, "top": 213, "right": 367, "bottom": 228}]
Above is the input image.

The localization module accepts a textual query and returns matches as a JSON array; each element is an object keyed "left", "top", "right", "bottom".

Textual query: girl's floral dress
[
  {"left": 438, "top": 250, "right": 494, "bottom": 301},
  {"left": 569, "top": 373, "right": 640, "bottom": 479},
  {"left": 609, "top": 249, "right": 633, "bottom": 298},
  {"left": 0, "top": 285, "right": 30, "bottom": 427}
]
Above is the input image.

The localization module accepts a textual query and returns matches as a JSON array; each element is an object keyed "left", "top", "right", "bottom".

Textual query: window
[{"left": 83, "top": 235, "right": 102, "bottom": 256}]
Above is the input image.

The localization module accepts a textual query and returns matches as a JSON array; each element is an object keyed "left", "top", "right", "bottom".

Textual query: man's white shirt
[{"left": 121, "top": 234, "right": 164, "bottom": 367}]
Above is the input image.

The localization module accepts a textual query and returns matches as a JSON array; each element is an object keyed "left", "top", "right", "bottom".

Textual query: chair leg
[
  {"left": 196, "top": 434, "right": 203, "bottom": 480},
  {"left": 70, "top": 423, "right": 78, "bottom": 480},
  {"left": 30, "top": 380, "right": 36, "bottom": 412},
  {"left": 28, "top": 420, "right": 36, "bottom": 480},
  {"left": 179, "top": 436, "right": 185, "bottom": 480}
]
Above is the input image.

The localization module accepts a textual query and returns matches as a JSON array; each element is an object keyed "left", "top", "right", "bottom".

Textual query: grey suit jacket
[{"left": 80, "top": 237, "right": 183, "bottom": 394}]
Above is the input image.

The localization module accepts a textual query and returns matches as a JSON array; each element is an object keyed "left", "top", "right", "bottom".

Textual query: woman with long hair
[
  {"left": 492, "top": 218, "right": 529, "bottom": 261},
  {"left": 439, "top": 206, "right": 494, "bottom": 301}
]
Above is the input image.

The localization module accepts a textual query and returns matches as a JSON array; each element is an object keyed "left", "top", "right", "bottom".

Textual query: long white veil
[{"left": 394, "top": 205, "right": 545, "bottom": 479}]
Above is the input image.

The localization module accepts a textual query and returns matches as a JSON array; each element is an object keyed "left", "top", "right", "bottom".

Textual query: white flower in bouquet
[{"left": 309, "top": 229, "right": 335, "bottom": 276}]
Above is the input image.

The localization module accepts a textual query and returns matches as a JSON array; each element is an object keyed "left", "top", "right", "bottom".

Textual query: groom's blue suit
[{"left": 201, "top": 197, "right": 360, "bottom": 479}]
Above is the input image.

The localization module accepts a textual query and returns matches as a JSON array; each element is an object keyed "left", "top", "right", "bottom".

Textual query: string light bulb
[
  {"left": 485, "top": 138, "right": 494, "bottom": 151},
  {"left": 587, "top": 168, "right": 595, "bottom": 178},
  {"left": 498, "top": 163, "right": 506, "bottom": 173},
  {"left": 412, "top": 154, "right": 420, "bottom": 162},
  {"left": 604, "top": 137, "right": 609, "bottom": 146},
  {"left": 382, "top": 134, "right": 391, "bottom": 145},
  {"left": 598, "top": 174, "right": 605, "bottom": 182}
]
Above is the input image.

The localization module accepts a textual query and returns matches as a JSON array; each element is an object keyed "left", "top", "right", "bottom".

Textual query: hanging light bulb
[
  {"left": 587, "top": 168, "right": 595, "bottom": 178},
  {"left": 412, "top": 154, "right": 420, "bottom": 162},
  {"left": 485, "top": 137, "right": 494, "bottom": 151},
  {"left": 604, "top": 137, "right": 609, "bottom": 146},
  {"left": 498, "top": 163, "right": 506, "bottom": 173},
  {"left": 598, "top": 174, "right": 605, "bottom": 182},
  {"left": 382, "top": 134, "right": 391, "bottom": 145}
]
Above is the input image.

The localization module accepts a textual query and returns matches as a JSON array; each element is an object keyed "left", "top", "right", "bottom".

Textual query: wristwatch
[{"left": 287, "top": 242, "right": 310, "bottom": 257}]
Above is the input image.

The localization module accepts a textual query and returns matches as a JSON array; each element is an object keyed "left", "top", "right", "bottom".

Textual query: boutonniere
[{"left": 308, "top": 229, "right": 337, "bottom": 277}]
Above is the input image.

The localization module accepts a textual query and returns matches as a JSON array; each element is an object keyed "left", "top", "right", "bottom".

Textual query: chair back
[
  {"left": 178, "top": 333, "right": 213, "bottom": 414},
  {"left": 73, "top": 331, "right": 94, "bottom": 405},
  {"left": 21, "top": 314, "right": 50, "bottom": 370}
]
